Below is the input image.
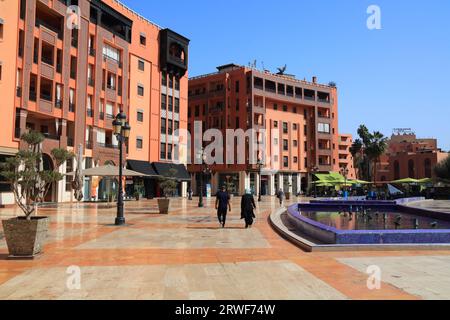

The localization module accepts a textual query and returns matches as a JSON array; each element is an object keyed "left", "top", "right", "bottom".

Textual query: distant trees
[
  {"left": 435, "top": 155, "right": 450, "bottom": 182},
  {"left": 350, "top": 125, "right": 388, "bottom": 183}
]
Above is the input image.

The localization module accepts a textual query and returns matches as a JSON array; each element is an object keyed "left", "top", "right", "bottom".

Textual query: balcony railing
[
  {"left": 103, "top": 55, "right": 122, "bottom": 68},
  {"left": 16, "top": 87, "right": 22, "bottom": 97},
  {"left": 304, "top": 96, "right": 315, "bottom": 101},
  {"left": 40, "top": 93, "right": 52, "bottom": 102},
  {"left": 41, "top": 56, "right": 53, "bottom": 66}
]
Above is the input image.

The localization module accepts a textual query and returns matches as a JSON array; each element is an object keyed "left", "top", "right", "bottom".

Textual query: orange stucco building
[
  {"left": 188, "top": 64, "right": 349, "bottom": 195},
  {"left": 375, "top": 130, "right": 448, "bottom": 182},
  {"left": 0, "top": 0, "right": 189, "bottom": 205}
]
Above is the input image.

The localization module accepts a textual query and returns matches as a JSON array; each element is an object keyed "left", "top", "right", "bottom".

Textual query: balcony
[{"left": 103, "top": 55, "right": 122, "bottom": 68}]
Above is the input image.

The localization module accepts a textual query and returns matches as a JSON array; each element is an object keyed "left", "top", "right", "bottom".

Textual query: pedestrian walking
[
  {"left": 215, "top": 185, "right": 231, "bottom": 228},
  {"left": 276, "top": 188, "right": 285, "bottom": 207},
  {"left": 241, "top": 189, "right": 256, "bottom": 229}
]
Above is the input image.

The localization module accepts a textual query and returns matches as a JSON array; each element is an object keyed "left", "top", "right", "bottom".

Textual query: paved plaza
[{"left": 1, "top": 197, "right": 450, "bottom": 300}]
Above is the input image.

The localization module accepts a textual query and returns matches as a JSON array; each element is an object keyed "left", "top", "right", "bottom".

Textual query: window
[
  {"left": 162, "top": 72, "right": 167, "bottom": 86},
  {"left": 274, "top": 121, "right": 278, "bottom": 128},
  {"left": 167, "top": 145, "right": 173, "bottom": 160},
  {"left": 235, "top": 81, "right": 240, "bottom": 93},
  {"left": 283, "top": 105, "right": 288, "bottom": 112},
  {"left": 160, "top": 143, "right": 166, "bottom": 159},
  {"left": 161, "top": 94, "right": 166, "bottom": 110},
  {"left": 235, "top": 117, "right": 239, "bottom": 128},
  {"left": 0, "top": 63, "right": 2, "bottom": 81},
  {"left": 283, "top": 122, "right": 288, "bottom": 134},
  {"left": 318, "top": 123, "right": 331, "bottom": 133},
  {"left": 0, "top": 20, "right": 3, "bottom": 41},
  {"left": 274, "top": 138, "right": 278, "bottom": 145},
  {"left": 138, "top": 60, "right": 145, "bottom": 71},
  {"left": 137, "top": 110, "right": 144, "bottom": 122},
  {"left": 293, "top": 140, "right": 298, "bottom": 147},
  {"left": 106, "top": 102, "right": 114, "bottom": 118},
  {"left": 136, "top": 138, "right": 143, "bottom": 149},
  {"left": 137, "top": 85, "right": 144, "bottom": 96},
  {"left": 283, "top": 156, "right": 289, "bottom": 167},
  {"left": 65, "top": 158, "right": 73, "bottom": 191},
  {"left": 304, "top": 125, "right": 308, "bottom": 136},
  {"left": 294, "top": 157, "right": 298, "bottom": 164},
  {"left": 168, "top": 121, "right": 173, "bottom": 135},
  {"left": 293, "top": 123, "right": 298, "bottom": 130},
  {"left": 161, "top": 119, "right": 166, "bottom": 134},
  {"left": 175, "top": 98, "right": 180, "bottom": 113},
  {"left": 140, "top": 34, "right": 146, "bottom": 46},
  {"left": 175, "top": 77, "right": 180, "bottom": 90},
  {"left": 174, "top": 120, "right": 180, "bottom": 133},
  {"left": 304, "top": 141, "right": 308, "bottom": 152},
  {"left": 274, "top": 104, "right": 278, "bottom": 111},
  {"left": 169, "top": 75, "right": 173, "bottom": 88},
  {"left": 283, "top": 139, "right": 289, "bottom": 151},
  {"left": 102, "top": 44, "right": 120, "bottom": 63},
  {"left": 236, "top": 99, "right": 240, "bottom": 111},
  {"left": 168, "top": 97, "right": 173, "bottom": 112},
  {"left": 195, "top": 105, "right": 200, "bottom": 117}
]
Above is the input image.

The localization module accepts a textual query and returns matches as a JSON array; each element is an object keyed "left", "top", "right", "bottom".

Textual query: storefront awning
[
  {"left": 127, "top": 160, "right": 158, "bottom": 177},
  {"left": 152, "top": 162, "right": 190, "bottom": 181}
]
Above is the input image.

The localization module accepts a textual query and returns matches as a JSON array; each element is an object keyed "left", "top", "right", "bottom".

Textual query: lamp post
[
  {"left": 311, "top": 166, "right": 319, "bottom": 198},
  {"left": 257, "top": 158, "right": 263, "bottom": 202},
  {"left": 112, "top": 112, "right": 131, "bottom": 226},
  {"left": 197, "top": 148, "right": 206, "bottom": 208}
]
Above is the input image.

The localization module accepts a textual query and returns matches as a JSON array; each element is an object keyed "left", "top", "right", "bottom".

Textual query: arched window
[
  {"left": 394, "top": 160, "right": 400, "bottom": 180},
  {"left": 424, "top": 158, "right": 432, "bottom": 178},
  {"left": 408, "top": 160, "right": 415, "bottom": 178}
]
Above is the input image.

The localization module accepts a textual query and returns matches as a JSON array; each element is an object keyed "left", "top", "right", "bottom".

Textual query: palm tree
[
  {"left": 435, "top": 155, "right": 450, "bottom": 182},
  {"left": 353, "top": 125, "right": 388, "bottom": 183}
]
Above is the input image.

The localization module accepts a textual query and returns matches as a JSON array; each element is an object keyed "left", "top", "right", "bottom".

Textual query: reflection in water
[{"left": 299, "top": 209, "right": 450, "bottom": 231}]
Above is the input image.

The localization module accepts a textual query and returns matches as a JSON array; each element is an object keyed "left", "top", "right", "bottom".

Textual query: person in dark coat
[
  {"left": 215, "top": 185, "right": 231, "bottom": 228},
  {"left": 241, "top": 189, "right": 256, "bottom": 228}
]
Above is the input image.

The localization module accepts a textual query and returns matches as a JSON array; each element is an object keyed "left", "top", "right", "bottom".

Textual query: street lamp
[
  {"left": 257, "top": 158, "right": 263, "bottom": 202},
  {"left": 310, "top": 166, "right": 319, "bottom": 198},
  {"left": 113, "top": 112, "right": 131, "bottom": 226},
  {"left": 197, "top": 148, "right": 206, "bottom": 208}
]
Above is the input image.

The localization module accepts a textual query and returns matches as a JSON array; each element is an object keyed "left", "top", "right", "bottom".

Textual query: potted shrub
[
  {"left": 0, "top": 131, "right": 73, "bottom": 258},
  {"left": 157, "top": 169, "right": 178, "bottom": 214},
  {"left": 134, "top": 191, "right": 140, "bottom": 201}
]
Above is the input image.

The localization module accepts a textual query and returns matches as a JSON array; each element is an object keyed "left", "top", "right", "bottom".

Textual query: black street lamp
[
  {"left": 257, "top": 158, "right": 263, "bottom": 202},
  {"left": 112, "top": 112, "right": 131, "bottom": 226},
  {"left": 311, "top": 166, "right": 319, "bottom": 198}
]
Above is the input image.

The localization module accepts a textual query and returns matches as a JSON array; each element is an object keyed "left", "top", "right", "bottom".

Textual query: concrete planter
[
  {"left": 157, "top": 198, "right": 170, "bottom": 214},
  {"left": 2, "top": 217, "right": 50, "bottom": 258}
]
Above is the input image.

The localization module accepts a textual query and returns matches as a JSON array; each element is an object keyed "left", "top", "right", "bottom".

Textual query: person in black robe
[{"left": 241, "top": 189, "right": 256, "bottom": 228}]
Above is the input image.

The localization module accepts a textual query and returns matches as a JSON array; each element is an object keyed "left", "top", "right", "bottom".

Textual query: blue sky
[{"left": 121, "top": 0, "right": 450, "bottom": 150}]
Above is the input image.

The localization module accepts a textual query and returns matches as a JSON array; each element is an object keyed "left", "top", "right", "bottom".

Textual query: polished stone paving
[{"left": 1, "top": 197, "right": 450, "bottom": 300}]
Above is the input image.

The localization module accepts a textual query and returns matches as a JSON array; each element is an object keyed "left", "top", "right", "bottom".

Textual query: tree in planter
[
  {"left": 0, "top": 131, "right": 74, "bottom": 219},
  {"left": 159, "top": 168, "right": 178, "bottom": 198}
]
